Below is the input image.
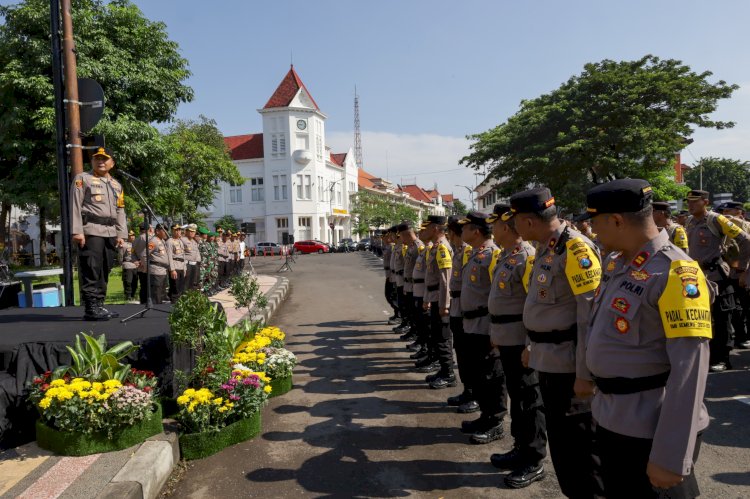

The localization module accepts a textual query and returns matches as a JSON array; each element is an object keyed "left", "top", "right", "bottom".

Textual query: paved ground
[{"left": 169, "top": 251, "right": 750, "bottom": 499}]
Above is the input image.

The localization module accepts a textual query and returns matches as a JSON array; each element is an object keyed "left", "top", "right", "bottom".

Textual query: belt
[
  {"left": 404, "top": 277, "right": 413, "bottom": 283},
  {"left": 149, "top": 261, "right": 170, "bottom": 270},
  {"left": 527, "top": 326, "right": 576, "bottom": 344},
  {"left": 173, "top": 257, "right": 185, "bottom": 262},
  {"left": 82, "top": 212, "right": 115, "bottom": 226},
  {"left": 450, "top": 290, "right": 461, "bottom": 298},
  {"left": 427, "top": 284, "right": 439, "bottom": 291},
  {"left": 413, "top": 278, "right": 425, "bottom": 283},
  {"left": 490, "top": 314, "right": 524, "bottom": 324},
  {"left": 188, "top": 261, "right": 198, "bottom": 265},
  {"left": 593, "top": 371, "right": 670, "bottom": 395},
  {"left": 463, "top": 307, "right": 488, "bottom": 320}
]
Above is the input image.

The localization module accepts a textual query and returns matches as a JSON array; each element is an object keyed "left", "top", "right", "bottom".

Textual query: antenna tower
[{"left": 353, "top": 86, "right": 364, "bottom": 169}]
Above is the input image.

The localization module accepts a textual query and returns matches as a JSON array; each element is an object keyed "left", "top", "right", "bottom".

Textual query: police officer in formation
[
  {"left": 137, "top": 223, "right": 174, "bottom": 305},
  {"left": 720, "top": 201, "right": 750, "bottom": 350},
  {"left": 119, "top": 230, "right": 139, "bottom": 302},
  {"left": 182, "top": 224, "right": 202, "bottom": 291},
  {"left": 166, "top": 224, "right": 187, "bottom": 303}
]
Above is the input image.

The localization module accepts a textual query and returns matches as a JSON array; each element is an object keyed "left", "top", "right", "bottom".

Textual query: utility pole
[
  {"left": 62, "top": 0, "right": 83, "bottom": 175},
  {"left": 353, "top": 86, "right": 364, "bottom": 170}
]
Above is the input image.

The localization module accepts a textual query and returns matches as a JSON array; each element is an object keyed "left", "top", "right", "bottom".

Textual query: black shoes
[
  {"left": 98, "top": 300, "right": 119, "bottom": 319},
  {"left": 409, "top": 349, "right": 427, "bottom": 359},
  {"left": 388, "top": 315, "right": 400, "bottom": 325},
  {"left": 471, "top": 422, "right": 505, "bottom": 444},
  {"left": 415, "top": 362, "right": 439, "bottom": 374},
  {"left": 738, "top": 340, "right": 750, "bottom": 349},
  {"left": 393, "top": 323, "right": 410, "bottom": 334},
  {"left": 400, "top": 331, "right": 416, "bottom": 341},
  {"left": 457, "top": 400, "right": 479, "bottom": 413},
  {"left": 490, "top": 447, "right": 522, "bottom": 470},
  {"left": 447, "top": 391, "right": 472, "bottom": 406},
  {"left": 83, "top": 300, "right": 109, "bottom": 321},
  {"left": 504, "top": 464, "right": 545, "bottom": 489},
  {"left": 461, "top": 416, "right": 490, "bottom": 434},
  {"left": 406, "top": 342, "right": 422, "bottom": 352},
  {"left": 429, "top": 374, "right": 457, "bottom": 389}
]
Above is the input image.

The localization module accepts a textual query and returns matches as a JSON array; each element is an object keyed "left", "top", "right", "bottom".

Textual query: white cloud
[{"left": 327, "top": 131, "right": 480, "bottom": 205}]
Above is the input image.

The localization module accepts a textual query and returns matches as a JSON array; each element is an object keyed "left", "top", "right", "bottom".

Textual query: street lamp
[
  {"left": 456, "top": 184, "right": 476, "bottom": 210},
  {"left": 328, "top": 177, "right": 345, "bottom": 245}
]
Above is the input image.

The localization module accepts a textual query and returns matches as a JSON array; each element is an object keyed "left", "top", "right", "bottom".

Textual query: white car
[{"left": 255, "top": 242, "right": 283, "bottom": 255}]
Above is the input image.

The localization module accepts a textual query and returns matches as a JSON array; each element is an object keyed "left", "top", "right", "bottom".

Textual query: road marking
[
  {"left": 733, "top": 395, "right": 750, "bottom": 407},
  {"left": 18, "top": 454, "right": 100, "bottom": 499},
  {"left": 383, "top": 310, "right": 390, "bottom": 315}
]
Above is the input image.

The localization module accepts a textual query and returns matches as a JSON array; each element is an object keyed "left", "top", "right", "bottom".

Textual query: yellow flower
[
  {"left": 176, "top": 395, "right": 190, "bottom": 405},
  {"left": 184, "top": 388, "right": 196, "bottom": 396},
  {"left": 263, "top": 385, "right": 272, "bottom": 394},
  {"left": 103, "top": 379, "right": 122, "bottom": 389},
  {"left": 38, "top": 397, "right": 52, "bottom": 410},
  {"left": 92, "top": 382, "right": 103, "bottom": 391},
  {"left": 50, "top": 379, "right": 65, "bottom": 387},
  {"left": 72, "top": 377, "right": 84, "bottom": 383},
  {"left": 212, "top": 397, "right": 223, "bottom": 405},
  {"left": 218, "top": 406, "right": 228, "bottom": 413}
]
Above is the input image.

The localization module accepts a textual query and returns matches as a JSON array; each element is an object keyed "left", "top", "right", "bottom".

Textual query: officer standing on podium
[{"left": 70, "top": 147, "right": 127, "bottom": 321}]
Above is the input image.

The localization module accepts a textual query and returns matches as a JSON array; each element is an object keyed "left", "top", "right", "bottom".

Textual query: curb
[
  {"left": 257, "top": 276, "right": 290, "bottom": 324},
  {"left": 96, "top": 431, "right": 179, "bottom": 499}
]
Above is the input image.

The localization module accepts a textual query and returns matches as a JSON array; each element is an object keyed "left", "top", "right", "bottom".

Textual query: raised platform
[{"left": 0, "top": 304, "right": 190, "bottom": 448}]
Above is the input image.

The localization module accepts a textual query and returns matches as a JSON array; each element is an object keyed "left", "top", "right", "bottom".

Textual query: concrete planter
[
  {"left": 35, "top": 403, "right": 163, "bottom": 456},
  {"left": 179, "top": 410, "right": 262, "bottom": 460},
  {"left": 269, "top": 374, "right": 293, "bottom": 398}
]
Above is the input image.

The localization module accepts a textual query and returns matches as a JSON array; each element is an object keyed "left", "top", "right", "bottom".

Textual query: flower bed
[
  {"left": 269, "top": 374, "right": 293, "bottom": 397},
  {"left": 36, "top": 402, "right": 163, "bottom": 456},
  {"left": 179, "top": 409, "right": 261, "bottom": 460}
]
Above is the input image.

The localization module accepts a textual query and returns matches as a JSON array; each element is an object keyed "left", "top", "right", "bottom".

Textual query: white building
[{"left": 206, "top": 67, "right": 358, "bottom": 245}]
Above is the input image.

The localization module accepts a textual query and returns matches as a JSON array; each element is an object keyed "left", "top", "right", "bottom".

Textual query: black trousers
[
  {"left": 219, "top": 261, "right": 230, "bottom": 284},
  {"left": 138, "top": 271, "right": 148, "bottom": 304},
  {"left": 78, "top": 235, "right": 116, "bottom": 302},
  {"left": 412, "top": 296, "right": 430, "bottom": 347},
  {"left": 597, "top": 425, "right": 701, "bottom": 499},
  {"left": 461, "top": 333, "right": 492, "bottom": 400},
  {"left": 396, "top": 285, "right": 406, "bottom": 321},
  {"left": 450, "top": 316, "right": 474, "bottom": 395},
  {"left": 730, "top": 279, "right": 748, "bottom": 346},
  {"left": 385, "top": 280, "right": 399, "bottom": 316},
  {"left": 185, "top": 264, "right": 199, "bottom": 291},
  {"left": 538, "top": 371, "right": 604, "bottom": 498},
  {"left": 474, "top": 344, "right": 508, "bottom": 424},
  {"left": 499, "top": 344, "right": 547, "bottom": 466},
  {"left": 709, "top": 285, "right": 735, "bottom": 364},
  {"left": 169, "top": 269, "right": 185, "bottom": 303},
  {"left": 429, "top": 302, "right": 454, "bottom": 374},
  {"left": 121, "top": 267, "right": 138, "bottom": 299},
  {"left": 402, "top": 291, "right": 414, "bottom": 328},
  {"left": 150, "top": 273, "right": 167, "bottom": 304}
]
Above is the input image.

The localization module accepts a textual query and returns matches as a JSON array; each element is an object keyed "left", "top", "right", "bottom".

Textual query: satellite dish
[{"left": 78, "top": 78, "right": 105, "bottom": 133}]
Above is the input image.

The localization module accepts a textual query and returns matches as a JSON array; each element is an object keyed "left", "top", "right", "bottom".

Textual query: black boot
[
  {"left": 98, "top": 299, "right": 119, "bottom": 319},
  {"left": 83, "top": 298, "right": 108, "bottom": 321}
]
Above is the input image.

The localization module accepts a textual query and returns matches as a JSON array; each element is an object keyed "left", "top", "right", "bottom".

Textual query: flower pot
[
  {"left": 269, "top": 374, "right": 293, "bottom": 398},
  {"left": 35, "top": 403, "right": 163, "bottom": 456},
  {"left": 179, "top": 410, "right": 262, "bottom": 460}
]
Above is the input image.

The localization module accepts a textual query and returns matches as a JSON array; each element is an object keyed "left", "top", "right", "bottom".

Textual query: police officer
[
  {"left": 167, "top": 224, "right": 187, "bottom": 302},
  {"left": 70, "top": 147, "right": 127, "bottom": 320},
  {"left": 119, "top": 230, "right": 139, "bottom": 302},
  {"left": 182, "top": 224, "right": 201, "bottom": 291},
  {"left": 487, "top": 204, "right": 548, "bottom": 488},
  {"left": 421, "top": 215, "right": 455, "bottom": 389},
  {"left": 133, "top": 223, "right": 151, "bottom": 304},
  {"left": 458, "top": 211, "right": 505, "bottom": 444},
  {"left": 410, "top": 224, "right": 432, "bottom": 363},
  {"left": 382, "top": 229, "right": 400, "bottom": 324},
  {"left": 138, "top": 223, "right": 173, "bottom": 304},
  {"left": 399, "top": 222, "right": 419, "bottom": 344},
  {"left": 445, "top": 216, "right": 477, "bottom": 412},
  {"left": 685, "top": 189, "right": 750, "bottom": 371},
  {"left": 652, "top": 202, "right": 688, "bottom": 251},
  {"left": 392, "top": 227, "right": 409, "bottom": 335},
  {"left": 585, "top": 179, "right": 710, "bottom": 499},
  {"left": 722, "top": 201, "right": 750, "bottom": 349},
  {"left": 217, "top": 229, "right": 230, "bottom": 287},
  {"left": 508, "top": 187, "right": 604, "bottom": 498}
]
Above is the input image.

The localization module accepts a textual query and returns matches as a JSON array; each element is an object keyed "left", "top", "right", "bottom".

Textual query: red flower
[
  {"left": 41, "top": 383, "right": 50, "bottom": 391},
  {"left": 33, "top": 378, "right": 43, "bottom": 385},
  {"left": 204, "top": 367, "right": 215, "bottom": 373},
  {"left": 143, "top": 386, "right": 152, "bottom": 393}
]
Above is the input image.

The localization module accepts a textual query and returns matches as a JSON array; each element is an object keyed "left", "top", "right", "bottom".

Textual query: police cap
[
  {"left": 686, "top": 189, "right": 709, "bottom": 201},
  {"left": 397, "top": 222, "right": 412, "bottom": 233},
  {"left": 92, "top": 147, "right": 114, "bottom": 160},
  {"left": 426, "top": 215, "right": 447, "bottom": 226},
  {"left": 582, "top": 179, "right": 653, "bottom": 219},
  {"left": 652, "top": 201, "right": 671, "bottom": 212},
  {"left": 447, "top": 215, "right": 462, "bottom": 234},
  {"left": 726, "top": 201, "right": 745, "bottom": 210},
  {"left": 486, "top": 203, "right": 511, "bottom": 223},
  {"left": 155, "top": 223, "right": 167, "bottom": 232},
  {"left": 458, "top": 210, "right": 490, "bottom": 229},
  {"left": 506, "top": 187, "right": 555, "bottom": 219}
]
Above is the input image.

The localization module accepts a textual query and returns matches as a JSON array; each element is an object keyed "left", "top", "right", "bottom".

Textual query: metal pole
[
  {"left": 50, "top": 0, "right": 74, "bottom": 306},
  {"left": 61, "top": 0, "right": 83, "bottom": 176}
]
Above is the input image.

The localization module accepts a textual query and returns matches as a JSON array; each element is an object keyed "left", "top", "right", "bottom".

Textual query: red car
[{"left": 293, "top": 240, "right": 330, "bottom": 254}]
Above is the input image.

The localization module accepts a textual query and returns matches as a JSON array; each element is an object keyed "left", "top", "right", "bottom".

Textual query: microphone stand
[{"left": 120, "top": 173, "right": 170, "bottom": 323}]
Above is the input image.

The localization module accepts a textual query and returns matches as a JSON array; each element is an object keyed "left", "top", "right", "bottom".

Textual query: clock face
[{"left": 297, "top": 119, "right": 307, "bottom": 131}]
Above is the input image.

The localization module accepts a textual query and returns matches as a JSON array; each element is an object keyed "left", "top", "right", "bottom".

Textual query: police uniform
[
  {"left": 166, "top": 225, "right": 186, "bottom": 303},
  {"left": 382, "top": 230, "right": 399, "bottom": 321},
  {"left": 411, "top": 234, "right": 432, "bottom": 360},
  {"left": 400, "top": 223, "right": 420, "bottom": 344},
  {"left": 181, "top": 224, "right": 202, "bottom": 291},
  {"left": 392, "top": 235, "right": 408, "bottom": 332},
  {"left": 198, "top": 228, "right": 212, "bottom": 292},
  {"left": 511, "top": 187, "right": 604, "bottom": 498},
  {"left": 583, "top": 180, "right": 710, "bottom": 499},
  {"left": 685, "top": 189, "right": 750, "bottom": 370},
  {"left": 217, "top": 232, "right": 230, "bottom": 287},
  {"left": 721, "top": 201, "right": 750, "bottom": 349},
  {"left": 138, "top": 225, "right": 173, "bottom": 304},
  {"left": 486, "top": 204, "right": 548, "bottom": 485},
  {"left": 458, "top": 211, "right": 505, "bottom": 444},
  {"left": 70, "top": 147, "right": 127, "bottom": 320},
  {"left": 446, "top": 216, "right": 475, "bottom": 409},
  {"left": 653, "top": 202, "right": 688, "bottom": 251},
  {"left": 119, "top": 231, "right": 139, "bottom": 301},
  {"left": 133, "top": 225, "right": 149, "bottom": 304},
  {"left": 422, "top": 216, "right": 455, "bottom": 385}
]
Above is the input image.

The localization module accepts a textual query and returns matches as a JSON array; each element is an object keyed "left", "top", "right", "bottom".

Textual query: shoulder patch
[
  {"left": 522, "top": 255, "right": 534, "bottom": 293},
  {"left": 717, "top": 214, "right": 743, "bottom": 238},
  {"left": 658, "top": 260, "right": 712, "bottom": 339},
  {"left": 564, "top": 237, "right": 601, "bottom": 295}
]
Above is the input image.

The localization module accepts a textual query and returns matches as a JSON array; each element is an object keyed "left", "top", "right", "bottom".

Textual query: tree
[
  {"left": 461, "top": 55, "right": 737, "bottom": 209},
  {"left": 155, "top": 116, "right": 243, "bottom": 221},
  {"left": 451, "top": 199, "right": 468, "bottom": 215},
  {"left": 214, "top": 215, "right": 239, "bottom": 232},
  {"left": 683, "top": 157, "right": 750, "bottom": 202},
  {"left": 0, "top": 0, "right": 193, "bottom": 258},
  {"left": 350, "top": 190, "right": 419, "bottom": 233}
]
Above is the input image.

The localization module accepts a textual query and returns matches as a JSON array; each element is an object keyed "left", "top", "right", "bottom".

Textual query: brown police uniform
[
  {"left": 119, "top": 238, "right": 139, "bottom": 300},
  {"left": 182, "top": 234, "right": 201, "bottom": 290},
  {"left": 138, "top": 234, "right": 173, "bottom": 304},
  {"left": 424, "top": 233, "right": 454, "bottom": 378},
  {"left": 166, "top": 234, "right": 186, "bottom": 303}
]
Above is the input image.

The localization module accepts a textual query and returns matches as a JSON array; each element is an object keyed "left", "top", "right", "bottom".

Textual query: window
[
  {"left": 296, "top": 175, "right": 311, "bottom": 200},
  {"left": 276, "top": 218, "right": 288, "bottom": 228},
  {"left": 318, "top": 176, "right": 324, "bottom": 199},
  {"left": 250, "top": 177, "right": 264, "bottom": 202},
  {"left": 349, "top": 181, "right": 355, "bottom": 193},
  {"left": 296, "top": 175, "right": 304, "bottom": 199},
  {"left": 272, "top": 175, "right": 288, "bottom": 201},
  {"left": 271, "top": 133, "right": 286, "bottom": 156},
  {"left": 304, "top": 175, "right": 312, "bottom": 199},
  {"left": 336, "top": 184, "right": 342, "bottom": 205},
  {"left": 298, "top": 217, "right": 311, "bottom": 227},
  {"left": 315, "top": 134, "right": 323, "bottom": 160},
  {"left": 228, "top": 181, "right": 242, "bottom": 204}
]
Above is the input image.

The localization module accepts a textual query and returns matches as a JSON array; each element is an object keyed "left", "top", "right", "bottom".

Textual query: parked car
[
  {"left": 255, "top": 241, "right": 283, "bottom": 255},
  {"left": 337, "top": 239, "right": 357, "bottom": 252},
  {"left": 357, "top": 238, "right": 371, "bottom": 251},
  {"left": 293, "top": 240, "right": 330, "bottom": 254}
]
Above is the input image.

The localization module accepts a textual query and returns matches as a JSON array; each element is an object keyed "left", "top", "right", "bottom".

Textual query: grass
[{"left": 13, "top": 266, "right": 128, "bottom": 305}]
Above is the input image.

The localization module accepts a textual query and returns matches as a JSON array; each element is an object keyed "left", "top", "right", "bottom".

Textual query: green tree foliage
[
  {"left": 156, "top": 116, "right": 243, "bottom": 221},
  {"left": 0, "top": 0, "right": 193, "bottom": 232},
  {"left": 350, "top": 190, "right": 420, "bottom": 234},
  {"left": 461, "top": 55, "right": 737, "bottom": 209},
  {"left": 683, "top": 157, "right": 750, "bottom": 202},
  {"left": 214, "top": 215, "right": 239, "bottom": 232},
  {"left": 451, "top": 199, "right": 468, "bottom": 215}
]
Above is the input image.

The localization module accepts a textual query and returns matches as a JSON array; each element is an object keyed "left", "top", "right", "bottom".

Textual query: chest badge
[
  {"left": 614, "top": 316, "right": 630, "bottom": 334},
  {"left": 508, "top": 258, "right": 517, "bottom": 265},
  {"left": 630, "top": 270, "right": 650, "bottom": 281},
  {"left": 538, "top": 288, "right": 548, "bottom": 299},
  {"left": 499, "top": 281, "right": 506, "bottom": 289},
  {"left": 606, "top": 260, "right": 616, "bottom": 272},
  {"left": 470, "top": 275, "right": 477, "bottom": 282},
  {"left": 544, "top": 255, "right": 554, "bottom": 264},
  {"left": 611, "top": 297, "right": 630, "bottom": 314},
  {"left": 577, "top": 255, "right": 592, "bottom": 269},
  {"left": 537, "top": 273, "right": 547, "bottom": 284},
  {"left": 632, "top": 251, "right": 650, "bottom": 268}
]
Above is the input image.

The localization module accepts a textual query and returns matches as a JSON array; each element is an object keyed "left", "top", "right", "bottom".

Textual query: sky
[{"left": 23, "top": 0, "right": 750, "bottom": 204}]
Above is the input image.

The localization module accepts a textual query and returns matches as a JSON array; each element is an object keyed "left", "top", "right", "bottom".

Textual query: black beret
[
  {"left": 687, "top": 189, "right": 709, "bottom": 200},
  {"left": 507, "top": 187, "right": 555, "bottom": 218},
  {"left": 678, "top": 210, "right": 689, "bottom": 215},
  {"left": 155, "top": 223, "right": 167, "bottom": 231},
  {"left": 652, "top": 201, "right": 672, "bottom": 212},
  {"left": 426, "top": 215, "right": 447, "bottom": 225},
  {"left": 581, "top": 179, "right": 653, "bottom": 219},
  {"left": 458, "top": 210, "right": 490, "bottom": 228},
  {"left": 486, "top": 203, "right": 511, "bottom": 223},
  {"left": 397, "top": 222, "right": 413, "bottom": 232},
  {"left": 725, "top": 201, "right": 744, "bottom": 210}
]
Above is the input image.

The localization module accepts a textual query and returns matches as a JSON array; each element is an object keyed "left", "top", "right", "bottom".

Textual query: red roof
[
  {"left": 400, "top": 184, "right": 433, "bottom": 203},
  {"left": 426, "top": 189, "right": 440, "bottom": 199},
  {"left": 330, "top": 152, "right": 347, "bottom": 167},
  {"left": 224, "top": 134, "right": 264, "bottom": 160},
  {"left": 264, "top": 66, "right": 320, "bottom": 111},
  {"left": 358, "top": 169, "right": 377, "bottom": 189},
  {"left": 442, "top": 193, "right": 454, "bottom": 203}
]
